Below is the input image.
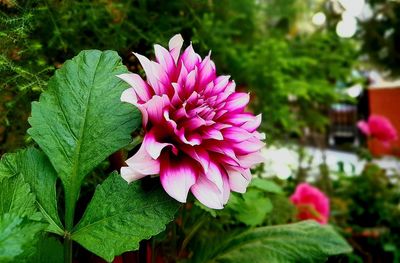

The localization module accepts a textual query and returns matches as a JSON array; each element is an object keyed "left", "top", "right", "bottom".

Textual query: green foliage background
[
  {"left": 0, "top": 0, "right": 358, "bottom": 153},
  {"left": 6, "top": 0, "right": 397, "bottom": 261}
]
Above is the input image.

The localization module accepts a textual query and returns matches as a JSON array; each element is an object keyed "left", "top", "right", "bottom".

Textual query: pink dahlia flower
[
  {"left": 290, "top": 183, "right": 330, "bottom": 224},
  {"left": 357, "top": 114, "right": 398, "bottom": 144},
  {"left": 118, "top": 34, "right": 265, "bottom": 209}
]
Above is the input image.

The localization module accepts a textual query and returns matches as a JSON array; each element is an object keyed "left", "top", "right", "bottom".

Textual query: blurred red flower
[
  {"left": 290, "top": 183, "right": 330, "bottom": 224},
  {"left": 357, "top": 114, "right": 398, "bottom": 144}
]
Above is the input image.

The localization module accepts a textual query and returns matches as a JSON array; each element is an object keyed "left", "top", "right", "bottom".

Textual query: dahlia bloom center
[{"left": 118, "top": 34, "right": 265, "bottom": 209}]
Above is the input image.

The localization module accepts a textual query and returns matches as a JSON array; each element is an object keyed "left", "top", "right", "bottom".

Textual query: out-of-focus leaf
[
  {"left": 191, "top": 220, "right": 352, "bottom": 263},
  {"left": 194, "top": 200, "right": 217, "bottom": 218},
  {"left": 250, "top": 178, "right": 283, "bottom": 194},
  {"left": 227, "top": 190, "right": 273, "bottom": 226}
]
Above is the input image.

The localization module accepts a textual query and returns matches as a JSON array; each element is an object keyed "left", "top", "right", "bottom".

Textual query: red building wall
[{"left": 368, "top": 86, "right": 400, "bottom": 157}]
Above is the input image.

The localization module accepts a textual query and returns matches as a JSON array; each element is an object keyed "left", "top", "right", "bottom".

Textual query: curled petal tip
[
  {"left": 120, "top": 88, "right": 137, "bottom": 104},
  {"left": 120, "top": 167, "right": 146, "bottom": 183}
]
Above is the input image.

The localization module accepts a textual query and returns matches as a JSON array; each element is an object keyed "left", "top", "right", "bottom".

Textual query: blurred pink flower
[
  {"left": 357, "top": 115, "right": 398, "bottom": 144},
  {"left": 119, "top": 34, "right": 265, "bottom": 209},
  {"left": 290, "top": 183, "right": 330, "bottom": 224}
]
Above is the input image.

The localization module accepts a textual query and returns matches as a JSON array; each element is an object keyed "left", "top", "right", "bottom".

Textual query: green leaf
[
  {"left": 250, "top": 178, "right": 283, "bottom": 194},
  {"left": 26, "top": 234, "right": 63, "bottom": 263},
  {"left": 0, "top": 157, "right": 47, "bottom": 262},
  {"left": 0, "top": 149, "right": 63, "bottom": 235},
  {"left": 0, "top": 168, "right": 38, "bottom": 220},
  {"left": 227, "top": 190, "right": 273, "bottom": 226},
  {"left": 194, "top": 200, "right": 217, "bottom": 218},
  {"left": 72, "top": 173, "right": 180, "bottom": 262},
  {"left": 191, "top": 220, "right": 352, "bottom": 263},
  {"left": 0, "top": 213, "right": 44, "bottom": 263},
  {"left": 17, "top": 148, "right": 63, "bottom": 235},
  {"left": 28, "top": 50, "right": 141, "bottom": 200}
]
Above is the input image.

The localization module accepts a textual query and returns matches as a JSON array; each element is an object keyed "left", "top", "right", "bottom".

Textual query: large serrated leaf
[
  {"left": 0, "top": 149, "right": 63, "bottom": 235},
  {"left": 72, "top": 173, "right": 180, "bottom": 262},
  {"left": 0, "top": 213, "right": 45, "bottom": 263},
  {"left": 191, "top": 220, "right": 352, "bottom": 263},
  {"left": 28, "top": 50, "right": 141, "bottom": 198}
]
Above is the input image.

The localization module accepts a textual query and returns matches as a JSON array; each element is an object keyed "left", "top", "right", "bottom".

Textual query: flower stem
[
  {"left": 64, "top": 234, "right": 73, "bottom": 263},
  {"left": 64, "top": 187, "right": 79, "bottom": 263},
  {"left": 65, "top": 189, "right": 77, "bottom": 230}
]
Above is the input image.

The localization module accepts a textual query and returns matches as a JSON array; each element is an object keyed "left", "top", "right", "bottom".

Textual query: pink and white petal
[
  {"left": 221, "top": 113, "right": 253, "bottom": 126},
  {"left": 224, "top": 92, "right": 250, "bottom": 112},
  {"left": 169, "top": 34, "right": 184, "bottom": 65},
  {"left": 206, "top": 144, "right": 240, "bottom": 164},
  {"left": 177, "top": 63, "right": 189, "bottom": 87},
  {"left": 202, "top": 128, "right": 223, "bottom": 140},
  {"left": 117, "top": 73, "right": 152, "bottom": 101},
  {"left": 241, "top": 114, "right": 262, "bottom": 132},
  {"left": 215, "top": 91, "right": 233, "bottom": 107},
  {"left": 170, "top": 83, "right": 183, "bottom": 104},
  {"left": 146, "top": 61, "right": 172, "bottom": 96},
  {"left": 254, "top": 131, "right": 266, "bottom": 140},
  {"left": 224, "top": 81, "right": 236, "bottom": 93},
  {"left": 202, "top": 110, "right": 216, "bottom": 121},
  {"left": 125, "top": 142, "right": 161, "bottom": 174},
  {"left": 221, "top": 173, "right": 230, "bottom": 205},
  {"left": 136, "top": 104, "right": 149, "bottom": 127},
  {"left": 222, "top": 127, "right": 253, "bottom": 142},
  {"left": 144, "top": 129, "right": 176, "bottom": 159},
  {"left": 133, "top": 52, "right": 160, "bottom": 92},
  {"left": 204, "top": 162, "right": 224, "bottom": 192},
  {"left": 213, "top": 75, "right": 230, "bottom": 94},
  {"left": 238, "top": 152, "right": 265, "bottom": 169},
  {"left": 218, "top": 155, "right": 241, "bottom": 167},
  {"left": 175, "top": 128, "right": 201, "bottom": 146},
  {"left": 191, "top": 176, "right": 224, "bottom": 209},
  {"left": 226, "top": 167, "right": 251, "bottom": 193},
  {"left": 160, "top": 154, "right": 197, "bottom": 203},
  {"left": 214, "top": 109, "right": 229, "bottom": 119},
  {"left": 186, "top": 90, "right": 200, "bottom": 105},
  {"left": 120, "top": 166, "right": 148, "bottom": 183},
  {"left": 213, "top": 123, "right": 232, "bottom": 130},
  {"left": 171, "top": 104, "right": 188, "bottom": 121},
  {"left": 154, "top": 44, "right": 175, "bottom": 76},
  {"left": 181, "top": 44, "right": 200, "bottom": 71},
  {"left": 180, "top": 146, "right": 210, "bottom": 174},
  {"left": 181, "top": 116, "right": 207, "bottom": 131},
  {"left": 143, "top": 94, "right": 170, "bottom": 124},
  {"left": 233, "top": 137, "right": 266, "bottom": 155},
  {"left": 185, "top": 69, "right": 197, "bottom": 95},
  {"left": 186, "top": 134, "right": 202, "bottom": 146},
  {"left": 199, "top": 51, "right": 211, "bottom": 71},
  {"left": 120, "top": 88, "right": 138, "bottom": 105},
  {"left": 199, "top": 55, "right": 216, "bottom": 86},
  {"left": 166, "top": 114, "right": 201, "bottom": 149}
]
